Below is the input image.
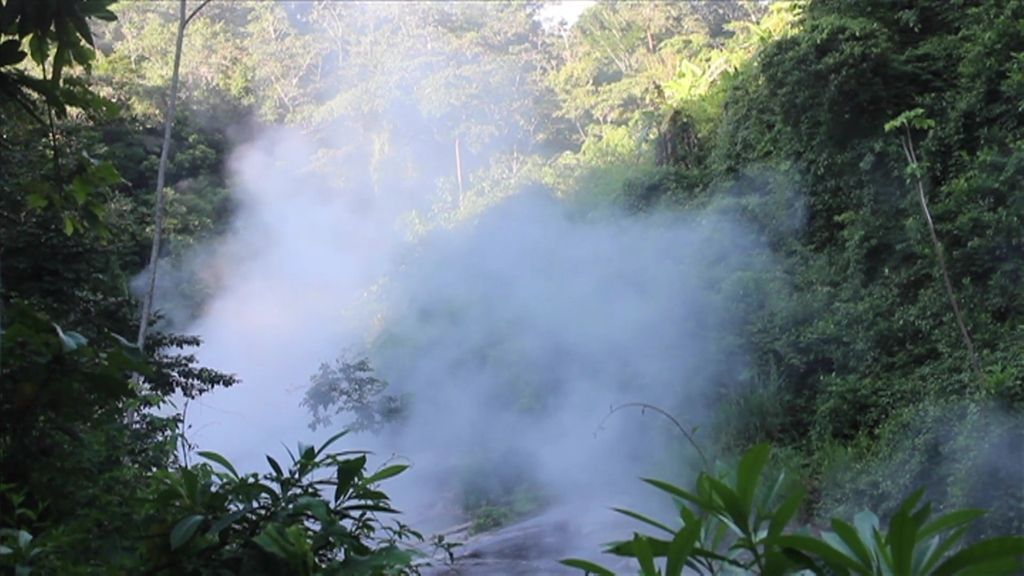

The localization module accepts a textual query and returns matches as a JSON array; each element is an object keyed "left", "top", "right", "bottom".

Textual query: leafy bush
[
  {"left": 563, "top": 444, "right": 1024, "bottom": 575},
  {"left": 144, "top": 431, "right": 421, "bottom": 575}
]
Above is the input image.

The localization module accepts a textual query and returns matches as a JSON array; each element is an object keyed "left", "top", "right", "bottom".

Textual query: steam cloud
[
  {"left": 180, "top": 123, "right": 771, "bottom": 529},
  {"left": 154, "top": 3, "right": 778, "bottom": 564}
]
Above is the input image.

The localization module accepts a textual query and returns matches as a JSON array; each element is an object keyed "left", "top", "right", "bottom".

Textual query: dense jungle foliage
[{"left": 1, "top": 0, "right": 1021, "bottom": 574}]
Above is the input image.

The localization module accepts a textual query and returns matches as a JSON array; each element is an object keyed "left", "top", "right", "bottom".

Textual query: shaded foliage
[{"left": 564, "top": 445, "right": 1024, "bottom": 575}]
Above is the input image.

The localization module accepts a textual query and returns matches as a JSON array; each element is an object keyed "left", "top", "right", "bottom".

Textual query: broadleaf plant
[
  {"left": 563, "top": 444, "right": 1024, "bottom": 575},
  {"left": 146, "top": 431, "right": 423, "bottom": 575}
]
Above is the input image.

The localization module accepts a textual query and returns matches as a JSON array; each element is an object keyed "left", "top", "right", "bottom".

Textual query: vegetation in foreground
[{"left": 564, "top": 445, "right": 1024, "bottom": 575}]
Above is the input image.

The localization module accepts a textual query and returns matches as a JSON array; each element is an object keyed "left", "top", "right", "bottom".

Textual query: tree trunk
[{"left": 136, "top": 0, "right": 188, "bottom": 349}]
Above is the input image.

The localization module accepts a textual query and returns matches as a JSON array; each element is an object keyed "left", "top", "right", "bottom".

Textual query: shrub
[
  {"left": 144, "top": 431, "right": 421, "bottom": 575},
  {"left": 563, "top": 444, "right": 1024, "bottom": 575}
]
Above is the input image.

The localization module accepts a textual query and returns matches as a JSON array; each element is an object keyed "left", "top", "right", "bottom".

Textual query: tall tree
[{"left": 137, "top": 0, "right": 211, "bottom": 348}]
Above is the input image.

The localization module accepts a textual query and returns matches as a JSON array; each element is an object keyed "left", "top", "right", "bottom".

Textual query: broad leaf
[
  {"left": 198, "top": 451, "right": 240, "bottom": 479},
  {"left": 170, "top": 514, "right": 205, "bottom": 551}
]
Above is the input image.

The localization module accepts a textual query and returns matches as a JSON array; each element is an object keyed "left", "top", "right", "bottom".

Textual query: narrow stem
[
  {"left": 41, "top": 61, "right": 62, "bottom": 186},
  {"left": 185, "top": 0, "right": 213, "bottom": 27},
  {"left": 598, "top": 402, "right": 710, "bottom": 470}
]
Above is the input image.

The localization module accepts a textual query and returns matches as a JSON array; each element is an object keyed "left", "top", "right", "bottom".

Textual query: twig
[
  {"left": 179, "top": 399, "right": 192, "bottom": 467},
  {"left": 40, "top": 61, "right": 62, "bottom": 186},
  {"left": 184, "top": 0, "right": 214, "bottom": 27},
  {"left": 596, "top": 402, "right": 709, "bottom": 470}
]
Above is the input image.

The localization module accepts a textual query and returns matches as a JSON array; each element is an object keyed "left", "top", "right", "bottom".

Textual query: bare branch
[
  {"left": 597, "top": 402, "right": 709, "bottom": 469},
  {"left": 184, "top": 0, "right": 214, "bottom": 28}
]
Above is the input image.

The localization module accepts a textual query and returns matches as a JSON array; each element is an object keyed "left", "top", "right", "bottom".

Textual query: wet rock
[{"left": 421, "top": 509, "right": 638, "bottom": 575}]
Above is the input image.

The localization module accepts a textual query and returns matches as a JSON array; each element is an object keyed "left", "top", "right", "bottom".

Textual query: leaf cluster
[
  {"left": 145, "top": 431, "right": 419, "bottom": 575},
  {"left": 0, "top": 0, "right": 116, "bottom": 118},
  {"left": 564, "top": 445, "right": 1024, "bottom": 576}
]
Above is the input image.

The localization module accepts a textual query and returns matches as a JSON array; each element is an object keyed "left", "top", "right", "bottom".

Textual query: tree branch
[
  {"left": 597, "top": 402, "right": 709, "bottom": 469},
  {"left": 184, "top": 0, "right": 213, "bottom": 28}
]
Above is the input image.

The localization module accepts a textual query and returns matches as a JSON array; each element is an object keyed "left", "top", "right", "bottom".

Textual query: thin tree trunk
[
  {"left": 900, "top": 126, "right": 984, "bottom": 385},
  {"left": 137, "top": 0, "right": 210, "bottom": 349}
]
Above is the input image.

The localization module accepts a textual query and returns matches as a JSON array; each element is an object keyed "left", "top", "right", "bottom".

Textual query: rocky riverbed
[{"left": 420, "top": 508, "right": 640, "bottom": 575}]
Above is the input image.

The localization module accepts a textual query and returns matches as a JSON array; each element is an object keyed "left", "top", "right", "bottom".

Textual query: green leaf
[
  {"left": 266, "top": 455, "right": 284, "bottom": 478},
  {"left": 665, "top": 517, "right": 701, "bottom": 576},
  {"left": 612, "top": 507, "right": 675, "bottom": 535},
  {"left": 68, "top": 6, "right": 94, "bottom": 47},
  {"left": 207, "top": 510, "right": 246, "bottom": 537},
  {"left": 181, "top": 468, "right": 199, "bottom": 502},
  {"left": 829, "top": 519, "right": 874, "bottom": 572},
  {"left": 853, "top": 510, "right": 879, "bottom": 540},
  {"left": 364, "top": 464, "right": 408, "bottom": 485},
  {"left": 335, "top": 455, "right": 366, "bottom": 503},
  {"left": 52, "top": 44, "right": 71, "bottom": 84},
  {"left": 315, "top": 429, "right": 350, "bottom": 458},
  {"left": 26, "top": 192, "right": 49, "bottom": 210},
  {"left": 922, "top": 527, "right": 970, "bottom": 574},
  {"left": 885, "top": 108, "right": 931, "bottom": 133},
  {"left": 253, "top": 524, "right": 291, "bottom": 560},
  {"left": 293, "top": 496, "right": 331, "bottom": 523},
  {"left": 767, "top": 486, "right": 804, "bottom": 538},
  {"left": 642, "top": 478, "right": 707, "bottom": 509},
  {"left": 28, "top": 34, "right": 48, "bottom": 65},
  {"left": 919, "top": 509, "right": 984, "bottom": 540},
  {"left": 197, "top": 451, "right": 240, "bottom": 479},
  {"left": 251, "top": 482, "right": 280, "bottom": 502},
  {"left": 560, "top": 558, "right": 615, "bottom": 576},
  {"left": 705, "top": 477, "right": 747, "bottom": 535},
  {"left": 633, "top": 534, "right": 657, "bottom": 576},
  {"left": 889, "top": 493, "right": 927, "bottom": 576},
  {"left": 69, "top": 176, "right": 90, "bottom": 205},
  {"left": 88, "top": 202, "right": 107, "bottom": 220},
  {"left": 932, "top": 536, "right": 1024, "bottom": 575},
  {"left": 89, "top": 161, "right": 123, "bottom": 186},
  {"left": 777, "top": 534, "right": 862, "bottom": 573},
  {"left": 736, "top": 443, "right": 770, "bottom": 514},
  {"left": 170, "top": 514, "right": 205, "bottom": 551}
]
